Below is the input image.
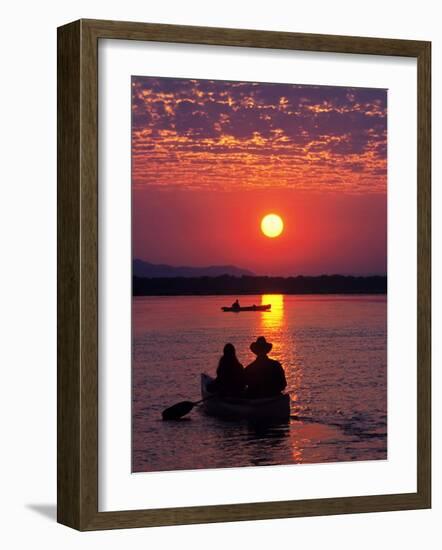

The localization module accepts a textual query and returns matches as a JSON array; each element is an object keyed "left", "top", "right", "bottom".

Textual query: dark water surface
[{"left": 132, "top": 294, "right": 387, "bottom": 472}]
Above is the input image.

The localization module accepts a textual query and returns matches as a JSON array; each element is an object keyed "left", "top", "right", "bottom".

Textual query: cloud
[{"left": 131, "top": 77, "right": 387, "bottom": 194}]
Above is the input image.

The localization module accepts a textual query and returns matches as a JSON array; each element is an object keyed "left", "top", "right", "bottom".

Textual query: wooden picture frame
[{"left": 57, "top": 18, "right": 431, "bottom": 530}]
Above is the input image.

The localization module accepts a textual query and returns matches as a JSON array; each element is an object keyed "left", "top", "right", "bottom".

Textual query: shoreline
[
  {"left": 133, "top": 291, "right": 387, "bottom": 296},
  {"left": 133, "top": 274, "right": 387, "bottom": 296}
]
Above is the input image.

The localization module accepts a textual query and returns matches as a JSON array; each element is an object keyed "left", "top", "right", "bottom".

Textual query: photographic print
[{"left": 131, "top": 76, "right": 387, "bottom": 473}]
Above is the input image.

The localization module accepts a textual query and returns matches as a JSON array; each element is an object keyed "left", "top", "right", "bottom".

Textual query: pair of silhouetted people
[{"left": 208, "top": 337, "right": 287, "bottom": 399}]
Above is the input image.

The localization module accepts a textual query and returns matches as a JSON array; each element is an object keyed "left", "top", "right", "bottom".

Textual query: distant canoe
[
  {"left": 201, "top": 373, "right": 290, "bottom": 421},
  {"left": 221, "top": 304, "right": 271, "bottom": 312}
]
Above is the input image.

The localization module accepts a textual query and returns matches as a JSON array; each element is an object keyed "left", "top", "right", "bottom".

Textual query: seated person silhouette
[
  {"left": 244, "top": 336, "right": 287, "bottom": 398},
  {"left": 232, "top": 299, "right": 240, "bottom": 310},
  {"left": 207, "top": 343, "right": 246, "bottom": 397}
]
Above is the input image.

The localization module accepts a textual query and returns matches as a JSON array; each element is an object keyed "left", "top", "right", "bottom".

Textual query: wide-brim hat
[{"left": 250, "top": 336, "right": 272, "bottom": 355}]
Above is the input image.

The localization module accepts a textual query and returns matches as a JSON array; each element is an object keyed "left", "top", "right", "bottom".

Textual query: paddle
[{"left": 162, "top": 395, "right": 215, "bottom": 420}]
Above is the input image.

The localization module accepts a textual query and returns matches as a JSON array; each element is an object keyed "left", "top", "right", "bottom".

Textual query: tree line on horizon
[{"left": 133, "top": 274, "right": 387, "bottom": 296}]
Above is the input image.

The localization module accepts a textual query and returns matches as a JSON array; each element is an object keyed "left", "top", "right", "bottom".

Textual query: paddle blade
[{"left": 162, "top": 400, "right": 195, "bottom": 420}]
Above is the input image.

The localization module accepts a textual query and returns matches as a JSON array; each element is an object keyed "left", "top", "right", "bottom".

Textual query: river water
[{"left": 132, "top": 294, "right": 387, "bottom": 472}]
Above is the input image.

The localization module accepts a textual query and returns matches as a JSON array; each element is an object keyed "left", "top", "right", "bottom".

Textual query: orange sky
[{"left": 132, "top": 77, "right": 387, "bottom": 276}]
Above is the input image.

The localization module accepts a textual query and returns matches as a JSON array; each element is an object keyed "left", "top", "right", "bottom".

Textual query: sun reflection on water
[
  {"left": 260, "top": 294, "right": 304, "bottom": 462},
  {"left": 260, "top": 294, "right": 285, "bottom": 356},
  {"left": 260, "top": 294, "right": 284, "bottom": 330}
]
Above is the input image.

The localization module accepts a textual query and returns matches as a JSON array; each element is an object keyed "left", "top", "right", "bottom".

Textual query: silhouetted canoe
[
  {"left": 201, "top": 373, "right": 290, "bottom": 421},
  {"left": 221, "top": 304, "right": 271, "bottom": 312}
]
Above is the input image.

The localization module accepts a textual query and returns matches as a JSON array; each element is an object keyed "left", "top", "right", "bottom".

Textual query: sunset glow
[{"left": 132, "top": 76, "right": 387, "bottom": 276}]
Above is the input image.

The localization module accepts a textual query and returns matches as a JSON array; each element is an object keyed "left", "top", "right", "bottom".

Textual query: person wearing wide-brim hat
[{"left": 245, "top": 336, "right": 287, "bottom": 399}]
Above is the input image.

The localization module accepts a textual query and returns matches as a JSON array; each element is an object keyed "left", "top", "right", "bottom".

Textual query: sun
[{"left": 261, "top": 213, "right": 284, "bottom": 238}]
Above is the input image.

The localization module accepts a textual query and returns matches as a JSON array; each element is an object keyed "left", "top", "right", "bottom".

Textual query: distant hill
[{"left": 133, "top": 259, "right": 255, "bottom": 278}]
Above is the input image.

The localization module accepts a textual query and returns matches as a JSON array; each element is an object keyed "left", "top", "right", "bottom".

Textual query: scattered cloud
[{"left": 132, "top": 77, "right": 387, "bottom": 194}]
